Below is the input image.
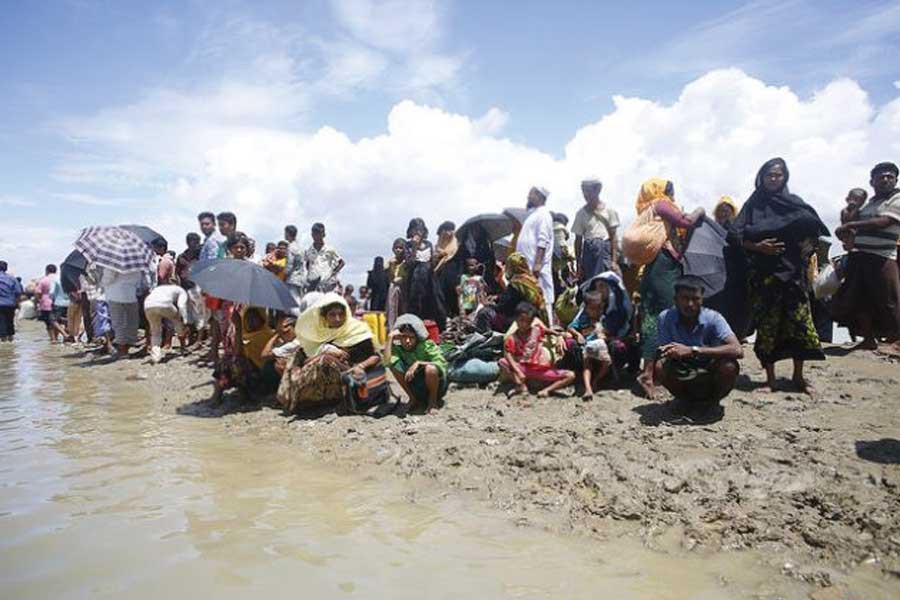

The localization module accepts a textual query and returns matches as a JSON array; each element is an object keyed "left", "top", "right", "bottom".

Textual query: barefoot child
[
  {"left": 385, "top": 313, "right": 448, "bottom": 413},
  {"left": 457, "top": 258, "right": 486, "bottom": 317},
  {"left": 567, "top": 291, "right": 613, "bottom": 399},
  {"left": 499, "top": 302, "right": 575, "bottom": 398}
]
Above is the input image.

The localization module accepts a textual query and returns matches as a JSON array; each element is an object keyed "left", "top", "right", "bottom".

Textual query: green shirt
[{"left": 389, "top": 339, "right": 448, "bottom": 377}]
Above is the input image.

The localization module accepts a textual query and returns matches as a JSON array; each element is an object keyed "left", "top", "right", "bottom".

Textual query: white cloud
[
  {"left": 17, "top": 69, "right": 900, "bottom": 286},
  {"left": 0, "top": 196, "right": 35, "bottom": 207},
  {"left": 330, "top": 0, "right": 441, "bottom": 53}
]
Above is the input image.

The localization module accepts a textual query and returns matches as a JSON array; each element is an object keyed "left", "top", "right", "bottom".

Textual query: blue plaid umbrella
[{"left": 74, "top": 226, "right": 155, "bottom": 274}]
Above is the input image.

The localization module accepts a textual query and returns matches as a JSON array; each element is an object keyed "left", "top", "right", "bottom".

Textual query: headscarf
[
  {"left": 732, "top": 158, "right": 829, "bottom": 283},
  {"left": 294, "top": 292, "right": 373, "bottom": 356},
  {"left": 434, "top": 231, "right": 459, "bottom": 272},
  {"left": 505, "top": 252, "right": 546, "bottom": 313},
  {"left": 635, "top": 178, "right": 674, "bottom": 215},
  {"left": 394, "top": 313, "right": 429, "bottom": 341},
  {"left": 715, "top": 196, "right": 738, "bottom": 215},
  {"left": 577, "top": 271, "right": 632, "bottom": 338}
]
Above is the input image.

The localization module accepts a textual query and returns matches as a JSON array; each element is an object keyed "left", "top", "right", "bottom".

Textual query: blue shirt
[
  {"left": 200, "top": 231, "right": 225, "bottom": 261},
  {"left": 0, "top": 273, "right": 23, "bottom": 307},
  {"left": 657, "top": 307, "right": 734, "bottom": 348}
]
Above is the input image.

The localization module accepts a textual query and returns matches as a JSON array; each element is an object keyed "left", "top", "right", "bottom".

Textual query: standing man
[
  {"left": 516, "top": 186, "right": 556, "bottom": 325},
  {"left": 655, "top": 277, "right": 743, "bottom": 415},
  {"left": 304, "top": 223, "right": 345, "bottom": 293},
  {"left": 833, "top": 161, "right": 900, "bottom": 349},
  {"left": 573, "top": 178, "right": 620, "bottom": 281},
  {"left": 176, "top": 233, "right": 202, "bottom": 345},
  {"left": 284, "top": 225, "right": 306, "bottom": 301},
  {"left": 0, "top": 261, "right": 23, "bottom": 342},
  {"left": 35, "top": 265, "right": 68, "bottom": 343}
]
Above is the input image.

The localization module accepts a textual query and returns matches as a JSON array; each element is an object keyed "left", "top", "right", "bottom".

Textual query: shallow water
[{"left": 0, "top": 326, "right": 879, "bottom": 599}]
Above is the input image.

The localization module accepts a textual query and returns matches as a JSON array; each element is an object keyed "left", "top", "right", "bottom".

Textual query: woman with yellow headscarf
[
  {"left": 633, "top": 178, "right": 705, "bottom": 400},
  {"left": 278, "top": 293, "right": 387, "bottom": 415}
]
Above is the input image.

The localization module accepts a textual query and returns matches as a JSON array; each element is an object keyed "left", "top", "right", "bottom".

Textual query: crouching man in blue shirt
[{"left": 655, "top": 276, "right": 743, "bottom": 411}]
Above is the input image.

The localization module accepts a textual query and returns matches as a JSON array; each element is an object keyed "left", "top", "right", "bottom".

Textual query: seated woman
[
  {"left": 210, "top": 304, "right": 274, "bottom": 404},
  {"left": 499, "top": 302, "right": 575, "bottom": 398},
  {"left": 385, "top": 314, "right": 449, "bottom": 414},
  {"left": 475, "top": 252, "right": 548, "bottom": 333},
  {"left": 578, "top": 271, "right": 639, "bottom": 373},
  {"left": 279, "top": 293, "right": 387, "bottom": 416},
  {"left": 567, "top": 291, "right": 613, "bottom": 399}
]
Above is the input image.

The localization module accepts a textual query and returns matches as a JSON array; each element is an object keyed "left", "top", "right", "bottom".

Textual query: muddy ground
[{"left": 42, "top": 320, "right": 900, "bottom": 595}]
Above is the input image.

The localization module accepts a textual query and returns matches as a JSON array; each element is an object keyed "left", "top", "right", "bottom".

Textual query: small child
[
  {"left": 500, "top": 302, "right": 575, "bottom": 398},
  {"left": 385, "top": 314, "right": 449, "bottom": 413},
  {"left": 567, "top": 291, "right": 613, "bottom": 399},
  {"left": 404, "top": 219, "right": 433, "bottom": 318},
  {"left": 839, "top": 188, "right": 867, "bottom": 251},
  {"left": 457, "top": 258, "right": 486, "bottom": 317}
]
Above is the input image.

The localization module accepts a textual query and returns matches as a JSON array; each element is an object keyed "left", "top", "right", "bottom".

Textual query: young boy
[
  {"left": 457, "top": 258, "right": 486, "bottom": 317},
  {"left": 500, "top": 302, "right": 575, "bottom": 398},
  {"left": 567, "top": 291, "right": 613, "bottom": 399},
  {"left": 385, "top": 313, "right": 448, "bottom": 413}
]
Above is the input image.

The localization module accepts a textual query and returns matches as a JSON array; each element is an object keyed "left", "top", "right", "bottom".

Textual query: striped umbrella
[{"left": 74, "top": 226, "right": 155, "bottom": 274}]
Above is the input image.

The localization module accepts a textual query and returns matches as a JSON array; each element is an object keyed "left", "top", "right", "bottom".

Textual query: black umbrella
[
  {"left": 502, "top": 207, "right": 528, "bottom": 226},
  {"left": 120, "top": 224, "right": 166, "bottom": 247},
  {"left": 681, "top": 217, "right": 728, "bottom": 296},
  {"left": 60, "top": 250, "right": 88, "bottom": 294},
  {"left": 189, "top": 259, "right": 297, "bottom": 311},
  {"left": 456, "top": 213, "right": 517, "bottom": 243}
]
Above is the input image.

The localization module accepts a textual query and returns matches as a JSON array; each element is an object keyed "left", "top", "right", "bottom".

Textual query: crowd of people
[{"left": 1, "top": 158, "right": 898, "bottom": 421}]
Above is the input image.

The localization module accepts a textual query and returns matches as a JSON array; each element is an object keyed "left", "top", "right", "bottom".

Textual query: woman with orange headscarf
[{"left": 633, "top": 179, "right": 705, "bottom": 399}]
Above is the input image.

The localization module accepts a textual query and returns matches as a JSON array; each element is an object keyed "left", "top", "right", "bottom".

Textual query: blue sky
[{"left": 2, "top": 0, "right": 900, "bottom": 281}]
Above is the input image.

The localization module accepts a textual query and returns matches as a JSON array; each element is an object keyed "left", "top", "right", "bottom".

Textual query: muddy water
[{"left": 0, "top": 330, "right": 817, "bottom": 599}]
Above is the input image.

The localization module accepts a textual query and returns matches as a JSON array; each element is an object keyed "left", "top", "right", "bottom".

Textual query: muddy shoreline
[{"left": 38, "top": 320, "right": 900, "bottom": 595}]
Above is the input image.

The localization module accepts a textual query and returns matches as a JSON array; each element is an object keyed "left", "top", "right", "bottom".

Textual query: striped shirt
[{"left": 854, "top": 190, "right": 900, "bottom": 259}]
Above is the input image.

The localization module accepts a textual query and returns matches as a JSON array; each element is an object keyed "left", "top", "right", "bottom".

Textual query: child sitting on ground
[
  {"left": 385, "top": 313, "right": 449, "bottom": 414},
  {"left": 457, "top": 258, "right": 486, "bottom": 317},
  {"left": 567, "top": 290, "right": 613, "bottom": 399},
  {"left": 499, "top": 302, "right": 575, "bottom": 398}
]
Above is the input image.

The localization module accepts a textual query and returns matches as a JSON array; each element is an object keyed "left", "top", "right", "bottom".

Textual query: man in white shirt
[
  {"left": 572, "top": 178, "right": 620, "bottom": 281},
  {"left": 516, "top": 186, "right": 556, "bottom": 325},
  {"left": 143, "top": 284, "right": 189, "bottom": 363},
  {"left": 283, "top": 224, "right": 307, "bottom": 301}
]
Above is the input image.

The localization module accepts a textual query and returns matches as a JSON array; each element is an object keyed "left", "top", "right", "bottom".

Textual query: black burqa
[
  {"left": 730, "top": 157, "right": 830, "bottom": 285},
  {"left": 366, "top": 257, "right": 389, "bottom": 312},
  {"left": 703, "top": 218, "right": 751, "bottom": 338}
]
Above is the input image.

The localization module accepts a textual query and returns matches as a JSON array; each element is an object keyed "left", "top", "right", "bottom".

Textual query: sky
[{"left": 2, "top": 0, "right": 900, "bottom": 284}]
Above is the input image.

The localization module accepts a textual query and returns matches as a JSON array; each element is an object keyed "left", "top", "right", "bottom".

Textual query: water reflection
[{"left": 0, "top": 328, "right": 887, "bottom": 599}]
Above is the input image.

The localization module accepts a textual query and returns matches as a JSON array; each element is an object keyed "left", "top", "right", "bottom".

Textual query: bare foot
[
  {"left": 637, "top": 373, "right": 657, "bottom": 400},
  {"left": 581, "top": 392, "right": 593, "bottom": 401},
  {"left": 754, "top": 383, "right": 777, "bottom": 394},
  {"left": 536, "top": 389, "right": 550, "bottom": 398},
  {"left": 792, "top": 377, "right": 817, "bottom": 397},
  {"left": 506, "top": 385, "right": 527, "bottom": 399}
]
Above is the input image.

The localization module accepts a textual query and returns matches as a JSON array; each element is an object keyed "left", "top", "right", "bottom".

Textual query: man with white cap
[
  {"left": 517, "top": 186, "right": 556, "bottom": 325},
  {"left": 573, "top": 178, "right": 620, "bottom": 281}
]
